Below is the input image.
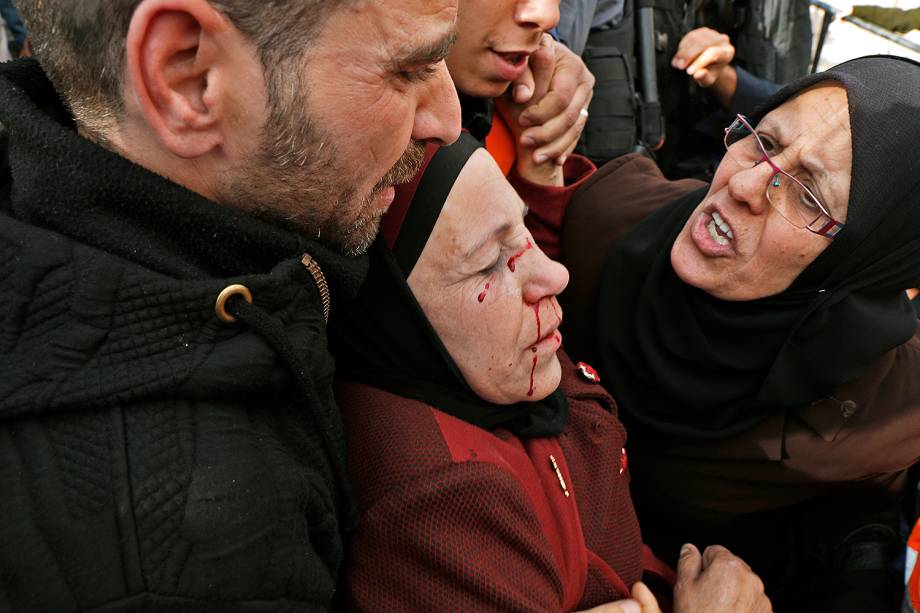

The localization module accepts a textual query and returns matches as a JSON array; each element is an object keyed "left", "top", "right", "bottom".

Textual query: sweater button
[
  {"left": 214, "top": 284, "right": 253, "bottom": 323},
  {"left": 576, "top": 361, "right": 601, "bottom": 383}
]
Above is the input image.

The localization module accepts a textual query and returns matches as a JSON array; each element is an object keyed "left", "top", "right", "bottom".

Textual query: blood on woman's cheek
[
  {"left": 475, "top": 239, "right": 559, "bottom": 398},
  {"left": 488, "top": 240, "right": 541, "bottom": 396}
]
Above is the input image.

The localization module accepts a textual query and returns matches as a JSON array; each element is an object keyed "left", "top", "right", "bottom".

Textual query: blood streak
[
  {"left": 528, "top": 300, "right": 542, "bottom": 396},
  {"left": 527, "top": 354, "right": 538, "bottom": 396},
  {"left": 477, "top": 279, "right": 493, "bottom": 303},
  {"left": 533, "top": 303, "right": 542, "bottom": 345},
  {"left": 507, "top": 238, "right": 533, "bottom": 272}
]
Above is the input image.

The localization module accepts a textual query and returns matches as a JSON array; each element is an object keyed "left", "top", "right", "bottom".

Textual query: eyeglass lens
[{"left": 723, "top": 118, "right": 829, "bottom": 230}]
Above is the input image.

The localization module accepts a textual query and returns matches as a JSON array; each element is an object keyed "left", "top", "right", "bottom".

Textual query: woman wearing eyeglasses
[{"left": 558, "top": 55, "right": 920, "bottom": 612}]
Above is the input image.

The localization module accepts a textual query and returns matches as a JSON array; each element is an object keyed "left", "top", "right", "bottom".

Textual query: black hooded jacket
[{"left": 0, "top": 59, "right": 366, "bottom": 612}]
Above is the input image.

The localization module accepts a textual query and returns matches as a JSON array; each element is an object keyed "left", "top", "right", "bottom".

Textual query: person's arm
[
  {"left": 347, "top": 461, "right": 569, "bottom": 612},
  {"left": 507, "top": 155, "right": 595, "bottom": 260},
  {"left": 726, "top": 66, "right": 782, "bottom": 117},
  {"left": 671, "top": 27, "right": 737, "bottom": 109},
  {"left": 671, "top": 27, "right": 781, "bottom": 113},
  {"left": 496, "top": 92, "right": 597, "bottom": 260},
  {"left": 508, "top": 35, "right": 595, "bottom": 166}
]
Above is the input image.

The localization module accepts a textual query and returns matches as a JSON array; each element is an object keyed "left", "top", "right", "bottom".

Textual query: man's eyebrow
[{"left": 390, "top": 28, "right": 457, "bottom": 68}]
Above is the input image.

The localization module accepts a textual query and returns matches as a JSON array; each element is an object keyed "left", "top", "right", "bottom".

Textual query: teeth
[
  {"left": 708, "top": 220, "right": 729, "bottom": 245},
  {"left": 712, "top": 211, "right": 734, "bottom": 239}
]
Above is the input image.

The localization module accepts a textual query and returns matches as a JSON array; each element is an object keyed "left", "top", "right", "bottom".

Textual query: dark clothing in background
[
  {"left": 722, "top": 0, "right": 813, "bottom": 84},
  {"left": 0, "top": 58, "right": 365, "bottom": 612},
  {"left": 561, "top": 0, "right": 799, "bottom": 178}
]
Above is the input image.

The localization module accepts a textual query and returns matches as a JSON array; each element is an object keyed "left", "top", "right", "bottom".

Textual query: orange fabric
[
  {"left": 909, "top": 520, "right": 920, "bottom": 610},
  {"left": 485, "top": 111, "right": 517, "bottom": 176}
]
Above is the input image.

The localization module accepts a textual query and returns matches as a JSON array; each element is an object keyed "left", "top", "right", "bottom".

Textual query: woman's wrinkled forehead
[
  {"left": 758, "top": 84, "right": 852, "bottom": 219},
  {"left": 750, "top": 55, "right": 920, "bottom": 290},
  {"left": 432, "top": 150, "right": 526, "bottom": 257}
]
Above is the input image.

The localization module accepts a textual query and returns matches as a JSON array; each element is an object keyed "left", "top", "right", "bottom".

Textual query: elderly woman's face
[
  {"left": 408, "top": 150, "right": 569, "bottom": 404},
  {"left": 671, "top": 84, "right": 852, "bottom": 300}
]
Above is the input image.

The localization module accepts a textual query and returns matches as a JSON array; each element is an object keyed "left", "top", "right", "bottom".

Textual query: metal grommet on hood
[{"left": 214, "top": 284, "right": 252, "bottom": 323}]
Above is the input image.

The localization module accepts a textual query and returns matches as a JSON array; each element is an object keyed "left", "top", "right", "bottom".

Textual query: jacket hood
[{"left": 0, "top": 59, "right": 367, "bottom": 420}]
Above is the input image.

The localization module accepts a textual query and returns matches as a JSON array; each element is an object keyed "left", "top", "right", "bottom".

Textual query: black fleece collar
[{"left": 0, "top": 58, "right": 366, "bottom": 297}]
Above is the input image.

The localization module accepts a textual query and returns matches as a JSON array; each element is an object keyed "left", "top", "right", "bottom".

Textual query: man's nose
[
  {"left": 411, "top": 60, "right": 461, "bottom": 146},
  {"left": 515, "top": 0, "right": 560, "bottom": 32}
]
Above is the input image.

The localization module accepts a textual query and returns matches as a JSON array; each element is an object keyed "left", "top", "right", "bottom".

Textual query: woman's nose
[
  {"left": 522, "top": 247, "right": 569, "bottom": 305},
  {"left": 726, "top": 158, "right": 774, "bottom": 216},
  {"left": 515, "top": 0, "right": 560, "bottom": 32}
]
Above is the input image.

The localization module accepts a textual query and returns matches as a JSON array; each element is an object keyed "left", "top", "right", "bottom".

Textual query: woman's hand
[
  {"left": 576, "top": 581, "right": 662, "bottom": 613},
  {"left": 673, "top": 543, "right": 772, "bottom": 613}
]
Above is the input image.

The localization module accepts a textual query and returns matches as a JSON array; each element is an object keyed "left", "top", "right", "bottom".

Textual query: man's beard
[
  {"left": 325, "top": 139, "right": 426, "bottom": 256},
  {"left": 216, "top": 73, "right": 426, "bottom": 255}
]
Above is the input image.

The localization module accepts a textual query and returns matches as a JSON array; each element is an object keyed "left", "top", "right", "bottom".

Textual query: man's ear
[{"left": 125, "top": 0, "right": 230, "bottom": 158}]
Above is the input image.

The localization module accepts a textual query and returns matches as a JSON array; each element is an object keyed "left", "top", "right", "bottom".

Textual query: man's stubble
[{"left": 216, "top": 67, "right": 426, "bottom": 256}]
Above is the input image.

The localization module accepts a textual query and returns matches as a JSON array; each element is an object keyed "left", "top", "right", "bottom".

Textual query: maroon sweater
[{"left": 338, "top": 353, "right": 673, "bottom": 612}]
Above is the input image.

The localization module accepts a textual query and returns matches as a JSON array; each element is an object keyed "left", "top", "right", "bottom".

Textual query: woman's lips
[
  {"left": 491, "top": 50, "right": 530, "bottom": 82},
  {"left": 531, "top": 326, "right": 562, "bottom": 354},
  {"left": 690, "top": 207, "right": 737, "bottom": 256}
]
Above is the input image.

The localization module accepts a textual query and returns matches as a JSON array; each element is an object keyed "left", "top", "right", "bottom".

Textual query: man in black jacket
[{"left": 0, "top": 0, "right": 460, "bottom": 611}]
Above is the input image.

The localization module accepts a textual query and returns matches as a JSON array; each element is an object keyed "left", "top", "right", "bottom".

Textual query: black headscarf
[
  {"left": 330, "top": 133, "right": 568, "bottom": 438},
  {"left": 596, "top": 55, "right": 920, "bottom": 439}
]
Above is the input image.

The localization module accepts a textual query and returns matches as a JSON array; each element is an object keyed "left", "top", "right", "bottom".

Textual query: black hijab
[
  {"left": 330, "top": 133, "right": 568, "bottom": 438},
  {"left": 596, "top": 55, "right": 920, "bottom": 439}
]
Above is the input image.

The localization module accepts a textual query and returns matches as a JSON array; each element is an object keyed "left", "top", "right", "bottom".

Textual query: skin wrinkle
[
  {"left": 671, "top": 84, "right": 852, "bottom": 301},
  {"left": 211, "top": 0, "right": 457, "bottom": 254},
  {"left": 759, "top": 111, "right": 848, "bottom": 218},
  {"left": 409, "top": 149, "right": 568, "bottom": 403}
]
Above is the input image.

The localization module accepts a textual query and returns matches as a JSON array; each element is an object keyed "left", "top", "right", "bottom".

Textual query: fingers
[
  {"left": 519, "top": 41, "right": 594, "bottom": 128},
  {"left": 671, "top": 27, "right": 735, "bottom": 88},
  {"left": 513, "top": 65, "right": 537, "bottom": 106},
  {"left": 671, "top": 27, "right": 730, "bottom": 70},
  {"left": 520, "top": 82, "right": 592, "bottom": 164},
  {"left": 631, "top": 581, "right": 663, "bottom": 613},
  {"left": 513, "top": 33, "right": 555, "bottom": 104},
  {"left": 676, "top": 543, "right": 703, "bottom": 582},
  {"left": 701, "top": 545, "right": 749, "bottom": 571},
  {"left": 576, "top": 599, "right": 642, "bottom": 613},
  {"left": 685, "top": 45, "right": 734, "bottom": 87},
  {"left": 674, "top": 544, "right": 771, "bottom": 613}
]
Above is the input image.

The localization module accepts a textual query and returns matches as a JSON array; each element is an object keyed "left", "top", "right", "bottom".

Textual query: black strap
[{"left": 391, "top": 133, "right": 481, "bottom": 276}]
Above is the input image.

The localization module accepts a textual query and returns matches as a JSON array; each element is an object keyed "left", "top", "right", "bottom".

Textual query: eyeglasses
[{"left": 723, "top": 114, "right": 845, "bottom": 239}]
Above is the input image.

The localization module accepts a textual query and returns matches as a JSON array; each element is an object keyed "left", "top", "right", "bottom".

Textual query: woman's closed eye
[{"left": 478, "top": 252, "right": 504, "bottom": 275}]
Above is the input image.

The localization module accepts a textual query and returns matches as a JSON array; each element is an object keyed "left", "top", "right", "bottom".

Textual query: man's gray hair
[{"left": 17, "top": 0, "right": 348, "bottom": 137}]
